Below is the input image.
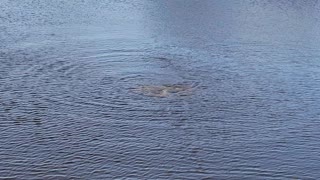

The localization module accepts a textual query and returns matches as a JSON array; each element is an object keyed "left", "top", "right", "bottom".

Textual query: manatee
[{"left": 132, "top": 84, "right": 194, "bottom": 97}]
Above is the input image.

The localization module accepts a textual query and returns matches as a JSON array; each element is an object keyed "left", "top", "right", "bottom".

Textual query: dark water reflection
[{"left": 1, "top": 0, "right": 320, "bottom": 179}]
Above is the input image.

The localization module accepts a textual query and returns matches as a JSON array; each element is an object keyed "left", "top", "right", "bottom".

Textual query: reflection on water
[{"left": 1, "top": 0, "right": 320, "bottom": 179}]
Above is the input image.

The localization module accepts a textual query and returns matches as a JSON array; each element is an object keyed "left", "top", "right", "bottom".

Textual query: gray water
[{"left": 1, "top": 0, "right": 320, "bottom": 179}]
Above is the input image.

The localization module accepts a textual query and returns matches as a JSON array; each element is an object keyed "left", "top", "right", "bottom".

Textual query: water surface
[{"left": 1, "top": 0, "right": 320, "bottom": 179}]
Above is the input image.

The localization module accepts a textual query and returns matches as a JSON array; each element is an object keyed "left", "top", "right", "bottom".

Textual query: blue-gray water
[{"left": 1, "top": 0, "right": 320, "bottom": 179}]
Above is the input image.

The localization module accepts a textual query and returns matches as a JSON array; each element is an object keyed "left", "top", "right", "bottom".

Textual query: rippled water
[{"left": 1, "top": 0, "right": 320, "bottom": 179}]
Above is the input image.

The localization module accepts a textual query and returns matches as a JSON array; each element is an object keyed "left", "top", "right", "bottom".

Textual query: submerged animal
[{"left": 132, "top": 84, "right": 193, "bottom": 97}]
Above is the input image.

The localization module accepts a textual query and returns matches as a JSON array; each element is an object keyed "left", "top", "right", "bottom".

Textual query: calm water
[{"left": 1, "top": 0, "right": 320, "bottom": 179}]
